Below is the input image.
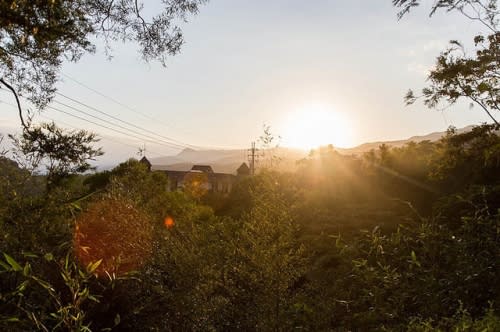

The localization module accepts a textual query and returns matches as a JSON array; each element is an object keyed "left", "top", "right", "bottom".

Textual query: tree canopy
[
  {"left": 394, "top": 0, "right": 500, "bottom": 125},
  {"left": 405, "top": 33, "right": 500, "bottom": 125},
  {"left": 393, "top": 0, "right": 498, "bottom": 30},
  {"left": 0, "top": 0, "right": 207, "bottom": 109}
]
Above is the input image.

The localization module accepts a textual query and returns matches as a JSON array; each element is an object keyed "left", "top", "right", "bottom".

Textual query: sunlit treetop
[{"left": 0, "top": 0, "right": 207, "bottom": 109}]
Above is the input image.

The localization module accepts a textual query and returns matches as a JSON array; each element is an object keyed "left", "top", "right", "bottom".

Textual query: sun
[{"left": 282, "top": 103, "right": 353, "bottom": 150}]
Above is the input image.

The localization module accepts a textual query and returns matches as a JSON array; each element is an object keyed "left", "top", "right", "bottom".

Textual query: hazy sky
[{"left": 0, "top": 0, "right": 493, "bottom": 163}]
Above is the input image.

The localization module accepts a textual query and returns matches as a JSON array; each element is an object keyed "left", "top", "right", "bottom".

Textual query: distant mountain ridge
[
  {"left": 338, "top": 125, "right": 475, "bottom": 155},
  {"left": 150, "top": 147, "right": 306, "bottom": 174},
  {"left": 149, "top": 125, "right": 476, "bottom": 173},
  {"left": 0, "top": 124, "right": 479, "bottom": 172},
  {"left": 150, "top": 148, "right": 247, "bottom": 174}
]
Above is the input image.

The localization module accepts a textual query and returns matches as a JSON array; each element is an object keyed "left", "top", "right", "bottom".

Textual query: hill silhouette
[{"left": 148, "top": 125, "right": 476, "bottom": 173}]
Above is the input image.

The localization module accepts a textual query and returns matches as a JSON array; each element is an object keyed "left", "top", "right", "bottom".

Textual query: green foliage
[
  {"left": 429, "top": 125, "right": 500, "bottom": 189},
  {"left": 334, "top": 196, "right": 499, "bottom": 330},
  {"left": 259, "top": 124, "right": 282, "bottom": 169},
  {"left": 407, "top": 305, "right": 500, "bottom": 331},
  {"left": 360, "top": 125, "right": 500, "bottom": 205},
  {"left": 107, "top": 158, "right": 199, "bottom": 223},
  {"left": 74, "top": 196, "right": 154, "bottom": 275},
  {"left": 183, "top": 171, "right": 209, "bottom": 200},
  {"left": 234, "top": 176, "right": 307, "bottom": 330},
  {"left": 10, "top": 122, "right": 103, "bottom": 190},
  {"left": 0, "top": 251, "right": 118, "bottom": 331},
  {"left": 113, "top": 169, "right": 309, "bottom": 330},
  {"left": 406, "top": 34, "right": 500, "bottom": 125},
  {"left": 395, "top": 0, "right": 500, "bottom": 124},
  {"left": 1, "top": 125, "right": 499, "bottom": 330},
  {"left": 0, "top": 126, "right": 132, "bottom": 330}
]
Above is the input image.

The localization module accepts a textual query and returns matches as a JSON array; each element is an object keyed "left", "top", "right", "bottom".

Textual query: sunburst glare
[{"left": 282, "top": 103, "right": 353, "bottom": 150}]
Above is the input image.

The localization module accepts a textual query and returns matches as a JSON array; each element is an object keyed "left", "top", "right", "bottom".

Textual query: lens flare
[
  {"left": 164, "top": 216, "right": 175, "bottom": 229},
  {"left": 74, "top": 198, "right": 153, "bottom": 276}
]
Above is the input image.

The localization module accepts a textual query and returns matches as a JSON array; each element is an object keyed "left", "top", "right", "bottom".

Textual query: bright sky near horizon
[{"left": 0, "top": 0, "right": 494, "bottom": 164}]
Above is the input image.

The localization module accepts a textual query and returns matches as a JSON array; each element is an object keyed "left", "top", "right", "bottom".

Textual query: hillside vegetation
[{"left": 1, "top": 124, "right": 499, "bottom": 331}]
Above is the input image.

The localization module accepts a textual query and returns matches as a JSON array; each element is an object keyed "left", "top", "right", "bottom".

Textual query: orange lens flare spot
[
  {"left": 73, "top": 198, "right": 152, "bottom": 277},
  {"left": 164, "top": 216, "right": 175, "bottom": 229}
]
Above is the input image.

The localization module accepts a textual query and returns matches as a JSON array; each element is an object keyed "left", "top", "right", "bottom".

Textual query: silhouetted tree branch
[
  {"left": 395, "top": 1, "right": 500, "bottom": 125},
  {"left": 0, "top": 0, "right": 208, "bottom": 109},
  {"left": 0, "top": 77, "right": 28, "bottom": 129}
]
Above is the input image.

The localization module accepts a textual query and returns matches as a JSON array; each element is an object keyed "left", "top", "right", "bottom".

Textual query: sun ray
[{"left": 282, "top": 103, "right": 353, "bottom": 150}]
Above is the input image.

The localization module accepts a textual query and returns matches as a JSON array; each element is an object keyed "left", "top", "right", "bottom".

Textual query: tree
[
  {"left": 339, "top": 195, "right": 500, "bottom": 330},
  {"left": 405, "top": 34, "right": 500, "bottom": 125},
  {"left": 393, "top": 0, "right": 498, "bottom": 30},
  {"left": 74, "top": 197, "right": 153, "bottom": 275},
  {"left": 259, "top": 124, "right": 282, "bottom": 170},
  {"left": 235, "top": 180, "right": 307, "bottom": 331},
  {"left": 394, "top": 0, "right": 500, "bottom": 125},
  {"left": 428, "top": 124, "right": 500, "bottom": 190},
  {"left": 0, "top": 0, "right": 207, "bottom": 110},
  {"left": 183, "top": 171, "right": 209, "bottom": 200},
  {"left": 10, "top": 121, "right": 103, "bottom": 189}
]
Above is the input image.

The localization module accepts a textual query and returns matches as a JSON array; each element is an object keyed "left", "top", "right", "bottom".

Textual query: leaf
[
  {"left": 31, "top": 276, "right": 55, "bottom": 292},
  {"left": 21, "top": 251, "right": 38, "bottom": 258},
  {"left": 22, "top": 263, "right": 31, "bottom": 277},
  {"left": 477, "top": 82, "right": 491, "bottom": 93},
  {"left": 64, "top": 254, "right": 69, "bottom": 270},
  {"left": 114, "top": 313, "right": 121, "bottom": 326},
  {"left": 2, "top": 317, "right": 20, "bottom": 323},
  {"left": 79, "top": 246, "right": 90, "bottom": 254},
  {"left": 88, "top": 294, "right": 101, "bottom": 303},
  {"left": 70, "top": 202, "right": 81, "bottom": 211},
  {"left": 78, "top": 288, "right": 90, "bottom": 299},
  {"left": 410, "top": 250, "right": 421, "bottom": 267},
  {"left": 88, "top": 259, "right": 103, "bottom": 273},
  {"left": 0, "top": 260, "right": 10, "bottom": 271},
  {"left": 44, "top": 253, "right": 54, "bottom": 262},
  {"left": 474, "top": 35, "right": 485, "bottom": 45},
  {"left": 3, "top": 253, "right": 22, "bottom": 272},
  {"left": 15, "top": 280, "right": 29, "bottom": 294},
  {"left": 61, "top": 271, "right": 70, "bottom": 283}
]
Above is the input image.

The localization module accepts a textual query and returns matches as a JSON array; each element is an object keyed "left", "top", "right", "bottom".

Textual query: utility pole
[
  {"left": 247, "top": 141, "right": 259, "bottom": 175},
  {"left": 137, "top": 143, "right": 146, "bottom": 157}
]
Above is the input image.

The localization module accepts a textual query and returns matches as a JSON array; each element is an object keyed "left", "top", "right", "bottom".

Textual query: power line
[
  {"left": 0, "top": 90, "right": 186, "bottom": 151},
  {"left": 61, "top": 72, "right": 197, "bottom": 136},
  {"left": 1, "top": 98, "right": 167, "bottom": 158},
  {"left": 60, "top": 73, "right": 241, "bottom": 150},
  {"left": 37, "top": 114, "right": 166, "bottom": 157},
  {"left": 54, "top": 91, "right": 201, "bottom": 149},
  {"left": 2, "top": 88, "right": 187, "bottom": 150},
  {"left": 20, "top": 76, "right": 199, "bottom": 149},
  {"left": 61, "top": 73, "right": 154, "bottom": 120},
  {"left": 46, "top": 103, "right": 186, "bottom": 151},
  {"left": 2, "top": 79, "right": 241, "bottom": 151},
  {"left": 51, "top": 98, "right": 188, "bottom": 150}
]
